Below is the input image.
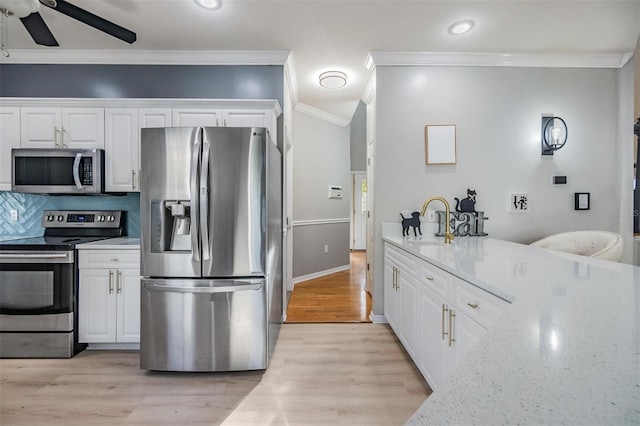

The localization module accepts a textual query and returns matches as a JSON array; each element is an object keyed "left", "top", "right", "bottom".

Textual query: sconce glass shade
[
  {"left": 319, "top": 71, "right": 347, "bottom": 89},
  {"left": 542, "top": 115, "right": 567, "bottom": 155}
]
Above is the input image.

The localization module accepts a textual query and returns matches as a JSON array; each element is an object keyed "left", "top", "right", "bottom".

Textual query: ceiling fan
[{"left": 0, "top": 0, "right": 136, "bottom": 47}]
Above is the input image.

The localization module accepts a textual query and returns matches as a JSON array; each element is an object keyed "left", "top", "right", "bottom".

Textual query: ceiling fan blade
[
  {"left": 43, "top": 0, "right": 136, "bottom": 44},
  {"left": 19, "top": 12, "right": 59, "bottom": 46}
]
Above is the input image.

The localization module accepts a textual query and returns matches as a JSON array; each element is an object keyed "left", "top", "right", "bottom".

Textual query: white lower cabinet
[
  {"left": 78, "top": 250, "right": 140, "bottom": 345},
  {"left": 384, "top": 242, "right": 509, "bottom": 391}
]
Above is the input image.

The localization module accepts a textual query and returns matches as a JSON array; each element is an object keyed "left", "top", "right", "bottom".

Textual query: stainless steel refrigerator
[{"left": 139, "top": 127, "right": 282, "bottom": 372}]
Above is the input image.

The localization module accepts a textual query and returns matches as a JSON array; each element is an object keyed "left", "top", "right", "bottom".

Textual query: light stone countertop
[
  {"left": 380, "top": 227, "right": 640, "bottom": 425},
  {"left": 76, "top": 237, "right": 140, "bottom": 250}
]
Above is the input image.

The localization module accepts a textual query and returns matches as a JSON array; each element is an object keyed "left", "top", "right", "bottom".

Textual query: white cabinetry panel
[
  {"left": 105, "top": 108, "right": 139, "bottom": 192},
  {"left": 0, "top": 107, "right": 20, "bottom": 190}
]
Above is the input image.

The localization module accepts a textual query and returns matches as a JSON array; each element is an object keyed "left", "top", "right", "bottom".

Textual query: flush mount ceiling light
[
  {"left": 194, "top": 0, "right": 222, "bottom": 10},
  {"left": 448, "top": 19, "right": 475, "bottom": 35},
  {"left": 319, "top": 71, "right": 347, "bottom": 89}
]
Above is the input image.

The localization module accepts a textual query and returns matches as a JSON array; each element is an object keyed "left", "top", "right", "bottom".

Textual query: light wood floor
[
  {"left": 0, "top": 324, "right": 431, "bottom": 425},
  {"left": 286, "top": 251, "right": 372, "bottom": 323}
]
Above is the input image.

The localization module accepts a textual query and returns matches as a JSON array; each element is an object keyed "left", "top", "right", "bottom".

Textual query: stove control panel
[{"left": 41, "top": 210, "right": 123, "bottom": 228}]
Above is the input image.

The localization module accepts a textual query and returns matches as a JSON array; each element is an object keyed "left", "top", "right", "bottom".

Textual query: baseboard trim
[
  {"left": 369, "top": 313, "right": 388, "bottom": 324},
  {"left": 86, "top": 343, "right": 140, "bottom": 350},
  {"left": 293, "top": 264, "right": 350, "bottom": 286}
]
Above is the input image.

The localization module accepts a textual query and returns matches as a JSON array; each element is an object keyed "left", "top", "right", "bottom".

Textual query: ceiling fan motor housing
[{"left": 0, "top": 0, "right": 40, "bottom": 17}]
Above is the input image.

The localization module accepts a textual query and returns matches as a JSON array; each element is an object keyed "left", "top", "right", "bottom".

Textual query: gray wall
[
  {"left": 371, "top": 65, "right": 634, "bottom": 315},
  {"left": 350, "top": 101, "right": 367, "bottom": 172},
  {"left": 292, "top": 110, "right": 351, "bottom": 279},
  {"left": 0, "top": 64, "right": 283, "bottom": 106},
  {"left": 0, "top": 63, "right": 284, "bottom": 238}
]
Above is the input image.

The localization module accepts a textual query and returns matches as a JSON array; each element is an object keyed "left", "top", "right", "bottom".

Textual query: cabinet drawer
[
  {"left": 385, "top": 244, "right": 418, "bottom": 278},
  {"left": 454, "top": 279, "right": 509, "bottom": 329},
  {"left": 419, "top": 262, "right": 452, "bottom": 301},
  {"left": 79, "top": 250, "right": 140, "bottom": 269}
]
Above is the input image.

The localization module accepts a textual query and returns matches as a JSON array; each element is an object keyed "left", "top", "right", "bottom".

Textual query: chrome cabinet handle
[
  {"left": 117, "top": 270, "right": 122, "bottom": 294},
  {"left": 108, "top": 270, "right": 114, "bottom": 294},
  {"left": 54, "top": 127, "right": 61, "bottom": 148},
  {"left": 61, "top": 128, "right": 67, "bottom": 148},
  {"left": 442, "top": 304, "right": 448, "bottom": 340},
  {"left": 131, "top": 170, "right": 136, "bottom": 190},
  {"left": 449, "top": 309, "right": 456, "bottom": 347}
]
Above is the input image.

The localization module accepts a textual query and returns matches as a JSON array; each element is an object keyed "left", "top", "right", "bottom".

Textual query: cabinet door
[
  {"left": 222, "top": 109, "right": 268, "bottom": 128},
  {"left": 62, "top": 108, "right": 105, "bottom": 149},
  {"left": 116, "top": 269, "right": 140, "bottom": 343},
  {"left": 398, "top": 271, "right": 418, "bottom": 359},
  {"left": 451, "top": 309, "right": 485, "bottom": 369},
  {"left": 105, "top": 108, "right": 139, "bottom": 192},
  {"left": 20, "top": 107, "right": 62, "bottom": 148},
  {"left": 0, "top": 107, "right": 20, "bottom": 190},
  {"left": 417, "top": 285, "right": 451, "bottom": 391},
  {"left": 139, "top": 108, "right": 172, "bottom": 129},
  {"left": 78, "top": 269, "right": 117, "bottom": 343},
  {"left": 383, "top": 259, "right": 398, "bottom": 331},
  {"left": 172, "top": 109, "right": 222, "bottom": 127}
]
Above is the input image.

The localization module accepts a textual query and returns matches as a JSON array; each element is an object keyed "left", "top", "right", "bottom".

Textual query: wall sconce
[{"left": 541, "top": 115, "right": 568, "bottom": 156}]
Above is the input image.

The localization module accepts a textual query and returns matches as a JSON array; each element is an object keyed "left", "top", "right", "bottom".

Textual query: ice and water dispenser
[{"left": 149, "top": 200, "right": 192, "bottom": 252}]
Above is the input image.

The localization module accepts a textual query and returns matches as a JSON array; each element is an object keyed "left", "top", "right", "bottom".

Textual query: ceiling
[{"left": 0, "top": 0, "right": 639, "bottom": 124}]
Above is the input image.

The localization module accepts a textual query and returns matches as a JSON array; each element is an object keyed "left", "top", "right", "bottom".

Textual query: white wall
[
  {"left": 371, "top": 65, "right": 634, "bottom": 315},
  {"left": 292, "top": 109, "right": 351, "bottom": 279}
]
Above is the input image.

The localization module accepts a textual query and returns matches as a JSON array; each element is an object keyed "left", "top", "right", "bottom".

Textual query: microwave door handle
[
  {"left": 190, "top": 128, "right": 202, "bottom": 262},
  {"left": 72, "top": 153, "right": 83, "bottom": 190},
  {"left": 200, "top": 138, "right": 210, "bottom": 261}
]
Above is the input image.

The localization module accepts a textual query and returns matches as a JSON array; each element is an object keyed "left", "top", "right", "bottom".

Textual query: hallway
[{"left": 286, "top": 251, "right": 371, "bottom": 323}]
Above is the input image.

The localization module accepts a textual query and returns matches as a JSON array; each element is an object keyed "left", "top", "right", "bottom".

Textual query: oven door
[{"left": 0, "top": 251, "right": 75, "bottom": 317}]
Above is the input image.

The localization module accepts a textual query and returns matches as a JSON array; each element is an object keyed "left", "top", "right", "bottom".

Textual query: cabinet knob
[
  {"left": 110, "top": 258, "right": 119, "bottom": 262},
  {"left": 467, "top": 303, "right": 479, "bottom": 309},
  {"left": 426, "top": 276, "right": 434, "bottom": 281}
]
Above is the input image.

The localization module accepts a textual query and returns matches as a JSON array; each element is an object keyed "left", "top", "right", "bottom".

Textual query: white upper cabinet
[
  {"left": 172, "top": 109, "right": 222, "bottom": 127},
  {"left": 139, "top": 108, "right": 172, "bottom": 129},
  {"left": 105, "top": 108, "right": 139, "bottom": 192},
  {"left": 0, "top": 107, "right": 20, "bottom": 190},
  {"left": 21, "top": 107, "right": 105, "bottom": 149}
]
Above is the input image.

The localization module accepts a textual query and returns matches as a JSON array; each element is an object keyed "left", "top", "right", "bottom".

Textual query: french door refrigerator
[{"left": 139, "top": 127, "right": 282, "bottom": 372}]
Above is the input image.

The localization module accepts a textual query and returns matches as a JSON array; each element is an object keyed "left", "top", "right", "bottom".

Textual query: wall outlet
[
  {"left": 426, "top": 209, "right": 437, "bottom": 223},
  {"left": 324, "top": 244, "right": 329, "bottom": 254},
  {"left": 10, "top": 209, "right": 18, "bottom": 222}
]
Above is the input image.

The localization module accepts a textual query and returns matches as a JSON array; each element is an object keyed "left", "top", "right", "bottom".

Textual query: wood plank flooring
[
  {"left": 286, "top": 251, "right": 372, "bottom": 323},
  {"left": 0, "top": 324, "right": 431, "bottom": 425}
]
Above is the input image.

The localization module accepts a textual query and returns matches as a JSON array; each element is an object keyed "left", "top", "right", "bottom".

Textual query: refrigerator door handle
[
  {"left": 200, "top": 138, "right": 211, "bottom": 261},
  {"left": 143, "top": 282, "right": 263, "bottom": 293},
  {"left": 190, "top": 127, "right": 202, "bottom": 262}
]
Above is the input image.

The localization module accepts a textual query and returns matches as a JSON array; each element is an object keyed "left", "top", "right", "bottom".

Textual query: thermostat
[
  {"left": 550, "top": 174, "right": 567, "bottom": 185},
  {"left": 328, "top": 185, "right": 343, "bottom": 199}
]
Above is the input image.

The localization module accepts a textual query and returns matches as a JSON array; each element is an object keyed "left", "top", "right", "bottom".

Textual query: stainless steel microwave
[{"left": 12, "top": 148, "right": 105, "bottom": 195}]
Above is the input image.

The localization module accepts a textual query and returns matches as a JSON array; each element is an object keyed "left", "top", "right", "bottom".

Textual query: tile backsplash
[{"left": 0, "top": 191, "right": 140, "bottom": 238}]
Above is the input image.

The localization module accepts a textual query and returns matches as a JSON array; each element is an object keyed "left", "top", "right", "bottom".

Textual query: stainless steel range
[{"left": 0, "top": 210, "right": 124, "bottom": 358}]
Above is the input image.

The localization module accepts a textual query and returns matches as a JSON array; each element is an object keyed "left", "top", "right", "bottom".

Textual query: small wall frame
[
  {"left": 574, "top": 192, "right": 590, "bottom": 210},
  {"left": 425, "top": 124, "right": 456, "bottom": 165}
]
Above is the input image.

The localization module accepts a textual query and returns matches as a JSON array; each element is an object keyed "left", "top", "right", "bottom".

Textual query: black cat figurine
[
  {"left": 455, "top": 189, "right": 477, "bottom": 213},
  {"left": 400, "top": 212, "right": 422, "bottom": 236}
]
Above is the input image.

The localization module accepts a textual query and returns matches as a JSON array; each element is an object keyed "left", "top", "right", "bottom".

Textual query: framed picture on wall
[
  {"left": 425, "top": 124, "right": 456, "bottom": 165},
  {"left": 574, "top": 192, "right": 590, "bottom": 210}
]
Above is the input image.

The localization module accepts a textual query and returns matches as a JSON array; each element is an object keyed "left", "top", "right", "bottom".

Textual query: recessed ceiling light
[
  {"left": 194, "top": 0, "right": 222, "bottom": 10},
  {"left": 319, "top": 71, "right": 347, "bottom": 89},
  {"left": 448, "top": 19, "right": 475, "bottom": 35}
]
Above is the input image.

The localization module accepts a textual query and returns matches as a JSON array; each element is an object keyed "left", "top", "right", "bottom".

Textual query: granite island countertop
[
  {"left": 76, "top": 237, "right": 140, "bottom": 250},
  {"left": 381, "top": 232, "right": 640, "bottom": 425}
]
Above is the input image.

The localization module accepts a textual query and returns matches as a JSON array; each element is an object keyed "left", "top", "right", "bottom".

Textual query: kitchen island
[{"left": 380, "top": 229, "right": 640, "bottom": 425}]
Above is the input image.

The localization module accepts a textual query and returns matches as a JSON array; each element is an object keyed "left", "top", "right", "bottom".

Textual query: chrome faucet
[{"left": 420, "top": 196, "right": 454, "bottom": 244}]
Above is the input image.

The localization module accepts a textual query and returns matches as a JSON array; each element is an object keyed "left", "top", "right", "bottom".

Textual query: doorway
[{"left": 351, "top": 172, "right": 367, "bottom": 251}]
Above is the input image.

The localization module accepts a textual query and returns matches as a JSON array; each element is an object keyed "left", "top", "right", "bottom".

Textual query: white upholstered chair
[{"left": 530, "top": 231, "right": 623, "bottom": 262}]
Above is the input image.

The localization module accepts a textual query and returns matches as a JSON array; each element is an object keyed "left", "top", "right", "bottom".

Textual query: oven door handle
[{"left": 0, "top": 252, "right": 73, "bottom": 263}]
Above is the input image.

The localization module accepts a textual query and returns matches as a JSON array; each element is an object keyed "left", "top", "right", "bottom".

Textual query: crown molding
[
  {"left": 0, "top": 49, "right": 291, "bottom": 65},
  {"left": 366, "top": 51, "right": 634, "bottom": 70},
  {"left": 284, "top": 53, "right": 299, "bottom": 107},
  {"left": 295, "top": 103, "right": 350, "bottom": 127}
]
